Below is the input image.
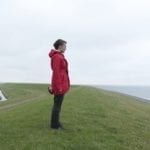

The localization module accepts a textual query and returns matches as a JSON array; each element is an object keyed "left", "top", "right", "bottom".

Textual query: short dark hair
[{"left": 53, "top": 39, "right": 67, "bottom": 49}]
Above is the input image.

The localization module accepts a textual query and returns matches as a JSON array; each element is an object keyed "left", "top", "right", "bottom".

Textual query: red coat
[{"left": 48, "top": 49, "right": 70, "bottom": 95}]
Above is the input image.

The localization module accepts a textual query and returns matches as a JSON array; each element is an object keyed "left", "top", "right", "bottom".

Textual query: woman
[{"left": 48, "top": 39, "right": 70, "bottom": 129}]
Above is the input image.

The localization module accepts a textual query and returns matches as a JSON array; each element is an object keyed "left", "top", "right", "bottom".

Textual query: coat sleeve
[{"left": 51, "top": 55, "right": 62, "bottom": 92}]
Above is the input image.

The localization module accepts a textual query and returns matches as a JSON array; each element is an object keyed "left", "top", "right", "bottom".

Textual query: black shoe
[
  {"left": 51, "top": 126, "right": 59, "bottom": 129},
  {"left": 58, "top": 122, "right": 64, "bottom": 130}
]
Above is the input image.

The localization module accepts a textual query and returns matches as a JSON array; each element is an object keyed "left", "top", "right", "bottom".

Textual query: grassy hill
[{"left": 0, "top": 83, "right": 149, "bottom": 150}]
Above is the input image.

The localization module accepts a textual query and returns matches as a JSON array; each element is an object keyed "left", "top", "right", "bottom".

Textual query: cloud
[{"left": 0, "top": 0, "right": 150, "bottom": 85}]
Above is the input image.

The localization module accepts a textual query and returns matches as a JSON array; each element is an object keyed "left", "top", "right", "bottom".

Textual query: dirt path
[{"left": 0, "top": 93, "right": 47, "bottom": 110}]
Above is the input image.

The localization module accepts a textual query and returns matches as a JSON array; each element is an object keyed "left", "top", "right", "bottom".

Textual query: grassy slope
[{"left": 0, "top": 83, "right": 149, "bottom": 150}]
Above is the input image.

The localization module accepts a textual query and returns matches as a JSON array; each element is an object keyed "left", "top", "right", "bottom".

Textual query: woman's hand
[
  {"left": 48, "top": 85, "right": 63, "bottom": 95},
  {"left": 48, "top": 86, "right": 53, "bottom": 94}
]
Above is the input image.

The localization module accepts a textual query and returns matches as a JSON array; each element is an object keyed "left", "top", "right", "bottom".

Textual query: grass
[{"left": 0, "top": 83, "right": 150, "bottom": 150}]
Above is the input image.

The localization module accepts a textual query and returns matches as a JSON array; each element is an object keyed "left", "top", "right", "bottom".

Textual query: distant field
[{"left": 0, "top": 83, "right": 150, "bottom": 150}]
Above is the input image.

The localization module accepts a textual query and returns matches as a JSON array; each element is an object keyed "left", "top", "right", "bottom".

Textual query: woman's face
[{"left": 59, "top": 44, "right": 66, "bottom": 53}]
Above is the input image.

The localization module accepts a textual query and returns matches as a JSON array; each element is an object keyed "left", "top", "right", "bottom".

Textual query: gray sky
[{"left": 0, "top": 0, "right": 150, "bottom": 85}]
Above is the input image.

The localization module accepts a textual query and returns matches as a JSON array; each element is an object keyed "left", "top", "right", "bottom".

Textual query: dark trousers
[{"left": 50, "top": 94, "right": 64, "bottom": 128}]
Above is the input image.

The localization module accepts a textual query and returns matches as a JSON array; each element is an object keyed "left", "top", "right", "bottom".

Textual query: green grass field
[{"left": 0, "top": 83, "right": 149, "bottom": 150}]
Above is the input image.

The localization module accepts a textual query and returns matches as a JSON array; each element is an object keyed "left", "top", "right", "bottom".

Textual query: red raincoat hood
[{"left": 49, "top": 49, "right": 64, "bottom": 58}]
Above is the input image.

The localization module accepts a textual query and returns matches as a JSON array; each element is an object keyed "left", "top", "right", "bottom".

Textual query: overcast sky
[{"left": 0, "top": 0, "right": 150, "bottom": 85}]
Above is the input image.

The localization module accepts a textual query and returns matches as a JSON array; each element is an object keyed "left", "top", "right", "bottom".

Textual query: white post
[{"left": 0, "top": 90, "right": 7, "bottom": 101}]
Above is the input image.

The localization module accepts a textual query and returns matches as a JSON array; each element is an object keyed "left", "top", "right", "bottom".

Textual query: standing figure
[{"left": 48, "top": 39, "right": 70, "bottom": 129}]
